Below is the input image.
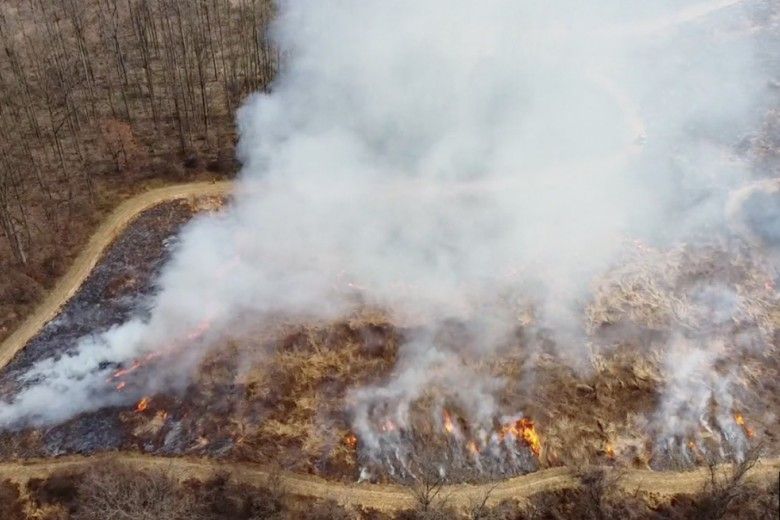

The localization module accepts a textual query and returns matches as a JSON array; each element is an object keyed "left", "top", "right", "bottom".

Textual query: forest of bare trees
[{"left": 0, "top": 0, "right": 278, "bottom": 341}]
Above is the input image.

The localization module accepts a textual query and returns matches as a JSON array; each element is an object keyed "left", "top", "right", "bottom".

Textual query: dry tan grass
[
  {"left": 169, "top": 239, "right": 778, "bottom": 480},
  {"left": 213, "top": 317, "right": 402, "bottom": 476},
  {"left": 587, "top": 241, "right": 776, "bottom": 336}
]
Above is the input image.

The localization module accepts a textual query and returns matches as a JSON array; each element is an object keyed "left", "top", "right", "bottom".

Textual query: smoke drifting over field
[{"left": 1, "top": 0, "right": 777, "bottom": 466}]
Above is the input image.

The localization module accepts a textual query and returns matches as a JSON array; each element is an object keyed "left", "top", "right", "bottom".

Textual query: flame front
[
  {"left": 734, "top": 412, "right": 754, "bottom": 438},
  {"left": 344, "top": 432, "right": 358, "bottom": 449},
  {"left": 443, "top": 410, "right": 455, "bottom": 434},
  {"left": 519, "top": 419, "right": 542, "bottom": 456},
  {"left": 500, "top": 417, "right": 542, "bottom": 456},
  {"left": 605, "top": 443, "right": 615, "bottom": 459},
  {"left": 135, "top": 396, "right": 151, "bottom": 413},
  {"left": 186, "top": 318, "right": 213, "bottom": 341},
  {"left": 467, "top": 439, "right": 479, "bottom": 456},
  {"left": 109, "top": 317, "right": 214, "bottom": 391}
]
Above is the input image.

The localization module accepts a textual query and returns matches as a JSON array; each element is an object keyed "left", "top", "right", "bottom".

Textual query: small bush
[
  {"left": 27, "top": 471, "right": 81, "bottom": 513},
  {"left": 0, "top": 479, "right": 25, "bottom": 520},
  {"left": 72, "top": 461, "right": 195, "bottom": 520}
]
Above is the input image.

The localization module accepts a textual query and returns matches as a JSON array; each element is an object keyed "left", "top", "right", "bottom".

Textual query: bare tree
[
  {"left": 405, "top": 450, "right": 456, "bottom": 519},
  {"left": 0, "top": 0, "right": 279, "bottom": 342},
  {"left": 693, "top": 445, "right": 763, "bottom": 520},
  {"left": 73, "top": 460, "right": 196, "bottom": 520},
  {"left": 466, "top": 481, "right": 499, "bottom": 520},
  {"left": 99, "top": 118, "right": 138, "bottom": 172}
]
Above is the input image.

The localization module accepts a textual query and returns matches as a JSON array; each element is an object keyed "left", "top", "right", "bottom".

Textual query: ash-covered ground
[{"left": 0, "top": 200, "right": 229, "bottom": 458}]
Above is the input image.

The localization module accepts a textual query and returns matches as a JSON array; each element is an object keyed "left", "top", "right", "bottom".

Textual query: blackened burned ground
[{"left": 0, "top": 201, "right": 197, "bottom": 456}]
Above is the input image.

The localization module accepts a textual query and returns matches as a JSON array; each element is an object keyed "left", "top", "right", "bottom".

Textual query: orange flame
[
  {"left": 605, "top": 443, "right": 615, "bottom": 459},
  {"left": 443, "top": 410, "right": 455, "bottom": 434},
  {"left": 112, "top": 360, "right": 142, "bottom": 379},
  {"left": 135, "top": 396, "right": 151, "bottom": 413},
  {"left": 344, "top": 432, "right": 358, "bottom": 449},
  {"left": 734, "top": 412, "right": 754, "bottom": 438},
  {"left": 500, "top": 417, "right": 542, "bottom": 456},
  {"left": 110, "top": 318, "right": 214, "bottom": 392},
  {"left": 467, "top": 440, "right": 479, "bottom": 456},
  {"left": 111, "top": 351, "right": 162, "bottom": 380}
]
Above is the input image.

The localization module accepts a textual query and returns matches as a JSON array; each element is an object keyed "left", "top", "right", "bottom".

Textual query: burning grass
[
  {"left": 95, "top": 295, "right": 774, "bottom": 484},
  {"left": 231, "top": 315, "right": 402, "bottom": 476},
  {"left": 1, "top": 275, "right": 776, "bottom": 484},
  {"left": 219, "top": 238, "right": 775, "bottom": 480},
  {"left": 0, "top": 199, "right": 777, "bottom": 486}
]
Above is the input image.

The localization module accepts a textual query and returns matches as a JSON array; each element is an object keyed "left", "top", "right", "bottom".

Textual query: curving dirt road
[
  {"left": 0, "top": 453, "right": 778, "bottom": 512},
  {"left": 0, "top": 181, "right": 232, "bottom": 372}
]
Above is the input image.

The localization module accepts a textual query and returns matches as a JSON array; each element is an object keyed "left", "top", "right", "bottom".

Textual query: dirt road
[
  {"left": 0, "top": 453, "right": 778, "bottom": 512},
  {"left": 0, "top": 181, "right": 232, "bottom": 372}
]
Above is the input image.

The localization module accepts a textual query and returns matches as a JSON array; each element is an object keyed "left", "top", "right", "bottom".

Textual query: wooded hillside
[{"left": 0, "top": 0, "right": 277, "bottom": 340}]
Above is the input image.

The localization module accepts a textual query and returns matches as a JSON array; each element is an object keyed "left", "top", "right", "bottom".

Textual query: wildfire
[
  {"left": 380, "top": 418, "right": 397, "bottom": 433},
  {"left": 344, "top": 432, "right": 358, "bottom": 449},
  {"left": 109, "top": 317, "right": 214, "bottom": 391},
  {"left": 112, "top": 360, "right": 142, "bottom": 380},
  {"left": 186, "top": 317, "right": 213, "bottom": 341},
  {"left": 605, "top": 443, "right": 615, "bottom": 459},
  {"left": 111, "top": 351, "right": 162, "bottom": 381},
  {"left": 467, "top": 439, "right": 479, "bottom": 456},
  {"left": 499, "top": 417, "right": 542, "bottom": 456},
  {"left": 443, "top": 410, "right": 455, "bottom": 434},
  {"left": 734, "top": 412, "right": 754, "bottom": 438},
  {"left": 135, "top": 396, "right": 151, "bottom": 413}
]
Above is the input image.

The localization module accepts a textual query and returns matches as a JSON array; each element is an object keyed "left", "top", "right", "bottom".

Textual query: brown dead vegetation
[
  {"left": 228, "top": 241, "right": 776, "bottom": 476},
  {"left": 189, "top": 315, "right": 402, "bottom": 477},
  {"left": 2, "top": 237, "right": 775, "bottom": 485},
  {"left": 52, "top": 238, "right": 771, "bottom": 482}
]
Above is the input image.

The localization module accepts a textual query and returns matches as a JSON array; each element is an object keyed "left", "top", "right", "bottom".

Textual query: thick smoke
[{"left": 0, "top": 0, "right": 775, "bottom": 463}]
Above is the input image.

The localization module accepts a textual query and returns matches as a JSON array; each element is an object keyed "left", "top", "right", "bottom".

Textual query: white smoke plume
[{"left": 0, "top": 0, "right": 776, "bottom": 464}]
